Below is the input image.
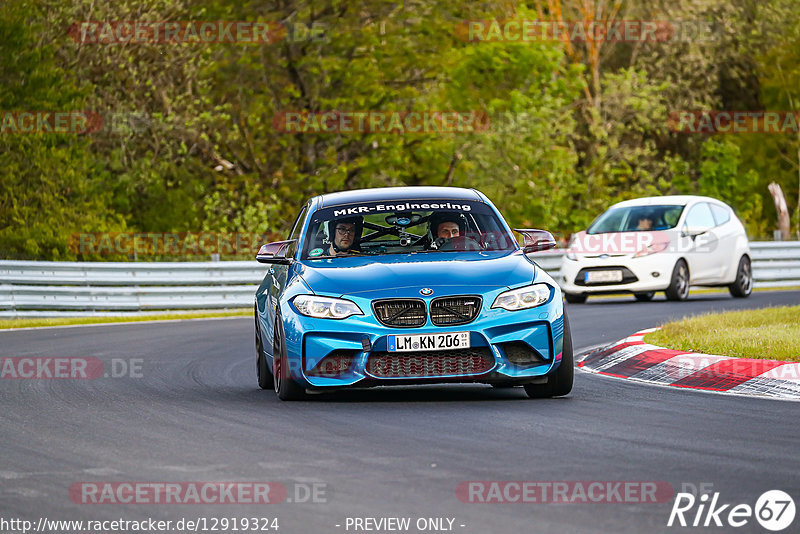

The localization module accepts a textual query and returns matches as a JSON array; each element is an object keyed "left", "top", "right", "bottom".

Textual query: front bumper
[
  {"left": 281, "top": 289, "right": 565, "bottom": 389},
  {"left": 559, "top": 254, "right": 676, "bottom": 294}
]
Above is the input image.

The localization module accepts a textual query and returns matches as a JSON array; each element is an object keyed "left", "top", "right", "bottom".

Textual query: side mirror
[
  {"left": 256, "top": 240, "right": 295, "bottom": 264},
  {"left": 513, "top": 229, "right": 557, "bottom": 253},
  {"left": 681, "top": 224, "right": 706, "bottom": 238}
]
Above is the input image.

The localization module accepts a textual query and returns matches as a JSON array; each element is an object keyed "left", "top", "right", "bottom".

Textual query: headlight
[
  {"left": 633, "top": 241, "right": 669, "bottom": 258},
  {"left": 292, "top": 295, "right": 363, "bottom": 319},
  {"left": 565, "top": 235, "right": 578, "bottom": 260},
  {"left": 491, "top": 284, "right": 552, "bottom": 311}
]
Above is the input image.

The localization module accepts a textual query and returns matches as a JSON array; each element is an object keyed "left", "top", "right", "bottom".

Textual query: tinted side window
[
  {"left": 285, "top": 205, "right": 308, "bottom": 257},
  {"left": 710, "top": 204, "right": 731, "bottom": 226},
  {"left": 685, "top": 203, "right": 715, "bottom": 231}
]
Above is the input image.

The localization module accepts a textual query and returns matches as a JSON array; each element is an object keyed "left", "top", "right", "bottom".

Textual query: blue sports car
[{"left": 254, "top": 186, "right": 573, "bottom": 400}]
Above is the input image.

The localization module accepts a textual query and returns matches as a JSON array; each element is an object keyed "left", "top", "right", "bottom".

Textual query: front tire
[
  {"left": 524, "top": 312, "right": 574, "bottom": 398},
  {"left": 728, "top": 255, "right": 753, "bottom": 298},
  {"left": 273, "top": 315, "right": 306, "bottom": 401},
  {"left": 665, "top": 260, "right": 690, "bottom": 301},
  {"left": 255, "top": 313, "right": 273, "bottom": 389}
]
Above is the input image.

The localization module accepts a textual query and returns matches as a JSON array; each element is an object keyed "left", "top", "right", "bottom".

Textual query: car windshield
[
  {"left": 301, "top": 199, "right": 516, "bottom": 259},
  {"left": 587, "top": 204, "right": 685, "bottom": 234}
]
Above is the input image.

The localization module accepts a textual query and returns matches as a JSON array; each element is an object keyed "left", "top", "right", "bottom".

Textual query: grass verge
[
  {"left": 0, "top": 309, "right": 251, "bottom": 330},
  {"left": 645, "top": 305, "right": 800, "bottom": 362}
]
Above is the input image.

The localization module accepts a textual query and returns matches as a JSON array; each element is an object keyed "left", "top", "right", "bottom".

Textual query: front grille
[
  {"left": 366, "top": 348, "right": 494, "bottom": 378},
  {"left": 430, "top": 296, "right": 481, "bottom": 326},
  {"left": 372, "top": 299, "right": 426, "bottom": 327}
]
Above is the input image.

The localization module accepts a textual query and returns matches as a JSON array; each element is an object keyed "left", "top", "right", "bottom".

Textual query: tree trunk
[
  {"left": 796, "top": 142, "right": 800, "bottom": 239},
  {"left": 768, "top": 182, "right": 791, "bottom": 240}
]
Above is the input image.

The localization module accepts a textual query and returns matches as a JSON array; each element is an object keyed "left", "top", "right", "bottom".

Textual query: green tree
[{"left": 0, "top": 0, "right": 125, "bottom": 260}]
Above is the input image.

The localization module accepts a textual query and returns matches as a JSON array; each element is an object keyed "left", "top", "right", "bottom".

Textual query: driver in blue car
[
  {"left": 327, "top": 216, "right": 362, "bottom": 256},
  {"left": 427, "top": 212, "right": 466, "bottom": 250}
]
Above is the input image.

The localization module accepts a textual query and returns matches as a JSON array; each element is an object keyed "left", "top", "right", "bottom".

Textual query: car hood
[{"left": 298, "top": 251, "right": 535, "bottom": 297}]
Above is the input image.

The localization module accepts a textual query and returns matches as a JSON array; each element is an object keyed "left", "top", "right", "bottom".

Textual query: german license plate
[
  {"left": 585, "top": 270, "right": 623, "bottom": 283},
  {"left": 387, "top": 332, "right": 470, "bottom": 352}
]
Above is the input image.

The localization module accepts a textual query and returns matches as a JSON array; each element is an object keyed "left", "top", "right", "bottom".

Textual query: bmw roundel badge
[{"left": 420, "top": 288, "right": 433, "bottom": 296}]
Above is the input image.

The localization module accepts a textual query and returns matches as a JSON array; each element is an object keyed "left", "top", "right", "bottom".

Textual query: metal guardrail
[
  {"left": 0, "top": 242, "right": 798, "bottom": 317},
  {"left": 0, "top": 261, "right": 266, "bottom": 317},
  {"left": 747, "top": 242, "right": 800, "bottom": 288},
  {"left": 0, "top": 260, "right": 264, "bottom": 286}
]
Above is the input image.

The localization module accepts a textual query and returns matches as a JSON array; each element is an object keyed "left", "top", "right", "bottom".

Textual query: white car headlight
[
  {"left": 491, "top": 284, "right": 552, "bottom": 311},
  {"left": 565, "top": 236, "right": 578, "bottom": 260},
  {"left": 292, "top": 295, "right": 363, "bottom": 319}
]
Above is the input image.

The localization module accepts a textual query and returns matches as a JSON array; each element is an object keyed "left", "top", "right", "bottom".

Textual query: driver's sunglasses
[{"left": 335, "top": 226, "right": 356, "bottom": 236}]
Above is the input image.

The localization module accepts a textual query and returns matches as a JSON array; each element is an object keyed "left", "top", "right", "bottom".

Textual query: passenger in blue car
[{"left": 326, "top": 215, "right": 363, "bottom": 256}]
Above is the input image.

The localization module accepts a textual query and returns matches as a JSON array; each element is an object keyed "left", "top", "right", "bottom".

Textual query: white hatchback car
[{"left": 560, "top": 195, "right": 752, "bottom": 302}]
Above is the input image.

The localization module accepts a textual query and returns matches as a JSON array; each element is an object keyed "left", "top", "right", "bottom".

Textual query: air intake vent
[
  {"left": 306, "top": 351, "right": 355, "bottom": 377},
  {"left": 502, "top": 342, "right": 546, "bottom": 367}
]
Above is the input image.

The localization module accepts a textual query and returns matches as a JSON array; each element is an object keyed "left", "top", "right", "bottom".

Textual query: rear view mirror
[
  {"left": 513, "top": 229, "right": 557, "bottom": 253},
  {"left": 256, "top": 240, "right": 295, "bottom": 264}
]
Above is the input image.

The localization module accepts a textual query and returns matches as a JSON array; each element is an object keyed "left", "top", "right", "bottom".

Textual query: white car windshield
[{"left": 587, "top": 205, "right": 685, "bottom": 234}]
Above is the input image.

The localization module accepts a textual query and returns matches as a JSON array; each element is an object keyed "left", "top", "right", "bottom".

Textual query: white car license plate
[
  {"left": 387, "top": 332, "right": 470, "bottom": 352},
  {"left": 585, "top": 270, "right": 623, "bottom": 283}
]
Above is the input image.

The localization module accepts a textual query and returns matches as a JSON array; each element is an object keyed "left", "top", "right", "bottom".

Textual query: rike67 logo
[{"left": 668, "top": 489, "right": 795, "bottom": 531}]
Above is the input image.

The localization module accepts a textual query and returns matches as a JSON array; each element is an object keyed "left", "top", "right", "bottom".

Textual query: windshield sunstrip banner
[{"left": 331, "top": 202, "right": 476, "bottom": 218}]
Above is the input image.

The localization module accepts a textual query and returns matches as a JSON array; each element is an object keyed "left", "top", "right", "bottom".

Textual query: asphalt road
[{"left": 1, "top": 290, "right": 799, "bottom": 534}]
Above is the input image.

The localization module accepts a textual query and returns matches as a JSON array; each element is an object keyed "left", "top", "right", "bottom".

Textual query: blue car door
[{"left": 265, "top": 205, "right": 308, "bottom": 350}]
